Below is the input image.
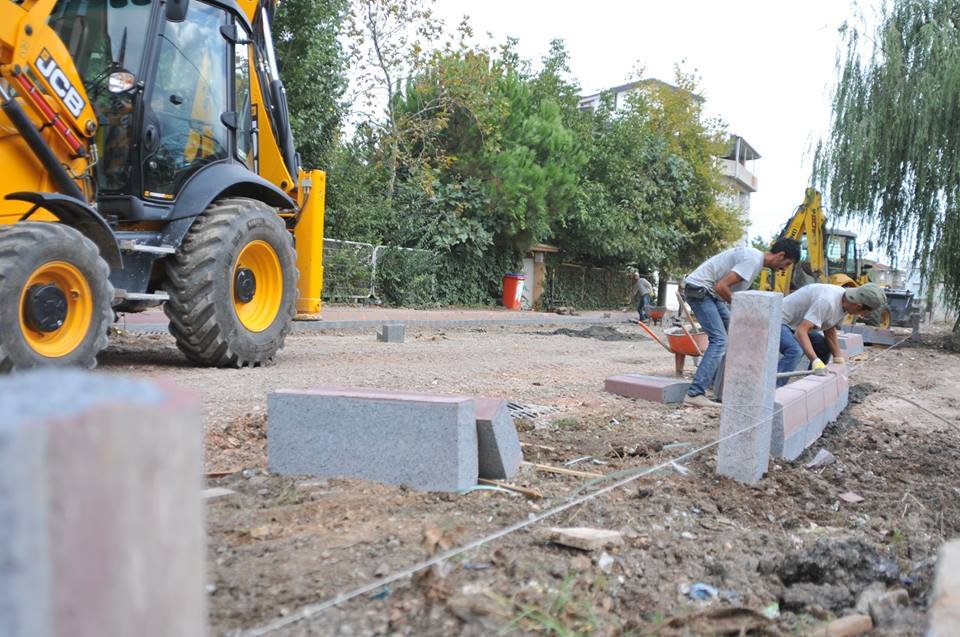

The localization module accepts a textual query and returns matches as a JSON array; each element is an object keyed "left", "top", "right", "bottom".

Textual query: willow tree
[{"left": 813, "top": 0, "right": 960, "bottom": 347}]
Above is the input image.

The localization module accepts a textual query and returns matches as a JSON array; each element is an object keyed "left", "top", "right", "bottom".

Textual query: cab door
[{"left": 141, "top": 0, "right": 230, "bottom": 200}]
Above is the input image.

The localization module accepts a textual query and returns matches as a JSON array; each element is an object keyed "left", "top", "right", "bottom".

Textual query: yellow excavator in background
[
  {"left": 0, "top": 0, "right": 325, "bottom": 371},
  {"left": 758, "top": 188, "right": 915, "bottom": 328}
]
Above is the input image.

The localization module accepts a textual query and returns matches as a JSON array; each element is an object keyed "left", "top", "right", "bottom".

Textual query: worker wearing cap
[
  {"left": 778, "top": 283, "right": 886, "bottom": 386},
  {"left": 681, "top": 238, "right": 801, "bottom": 407}
]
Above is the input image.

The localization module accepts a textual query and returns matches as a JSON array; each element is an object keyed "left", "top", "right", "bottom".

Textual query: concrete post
[
  {"left": 0, "top": 370, "right": 206, "bottom": 637},
  {"left": 716, "top": 291, "right": 783, "bottom": 484},
  {"left": 911, "top": 313, "right": 922, "bottom": 343}
]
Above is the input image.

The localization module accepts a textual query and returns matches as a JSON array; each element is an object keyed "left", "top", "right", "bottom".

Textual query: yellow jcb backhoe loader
[
  {"left": 0, "top": 0, "right": 324, "bottom": 371},
  {"left": 758, "top": 188, "right": 917, "bottom": 328}
]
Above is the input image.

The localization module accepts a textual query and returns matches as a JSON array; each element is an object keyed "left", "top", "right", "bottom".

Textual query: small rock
[
  {"left": 248, "top": 474, "right": 268, "bottom": 486},
  {"left": 855, "top": 581, "right": 888, "bottom": 614},
  {"left": 826, "top": 614, "right": 873, "bottom": 637},
  {"left": 596, "top": 551, "right": 615, "bottom": 574},
  {"left": 868, "top": 588, "right": 909, "bottom": 627},
  {"left": 541, "top": 527, "right": 623, "bottom": 551},
  {"left": 205, "top": 583, "right": 217, "bottom": 594},
  {"left": 839, "top": 491, "right": 865, "bottom": 504},
  {"left": 202, "top": 487, "right": 236, "bottom": 500},
  {"left": 374, "top": 563, "right": 390, "bottom": 577},
  {"left": 806, "top": 449, "right": 837, "bottom": 469}
]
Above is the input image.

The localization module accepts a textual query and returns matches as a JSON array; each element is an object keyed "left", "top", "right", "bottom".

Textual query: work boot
[{"left": 683, "top": 394, "right": 721, "bottom": 408}]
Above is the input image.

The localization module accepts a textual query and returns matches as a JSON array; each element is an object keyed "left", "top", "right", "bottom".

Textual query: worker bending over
[
  {"left": 778, "top": 283, "right": 886, "bottom": 386},
  {"left": 681, "top": 239, "right": 801, "bottom": 407},
  {"left": 627, "top": 272, "right": 655, "bottom": 322}
]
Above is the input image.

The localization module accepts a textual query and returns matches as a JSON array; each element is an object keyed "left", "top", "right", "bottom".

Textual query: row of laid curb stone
[
  {"left": 267, "top": 386, "right": 523, "bottom": 492},
  {"left": 772, "top": 363, "right": 849, "bottom": 460},
  {"left": 602, "top": 364, "right": 850, "bottom": 462}
]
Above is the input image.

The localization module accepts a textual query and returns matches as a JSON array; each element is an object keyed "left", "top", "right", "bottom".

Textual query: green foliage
[
  {"left": 813, "top": 0, "right": 960, "bottom": 342},
  {"left": 316, "top": 24, "right": 744, "bottom": 309},
  {"left": 273, "top": 0, "right": 350, "bottom": 169},
  {"left": 373, "top": 246, "right": 438, "bottom": 307}
]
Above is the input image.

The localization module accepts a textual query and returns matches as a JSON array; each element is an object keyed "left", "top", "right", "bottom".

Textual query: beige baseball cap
[{"left": 845, "top": 283, "right": 886, "bottom": 310}]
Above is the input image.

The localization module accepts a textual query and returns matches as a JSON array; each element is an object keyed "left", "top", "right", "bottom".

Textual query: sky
[{"left": 429, "top": 0, "right": 873, "bottom": 247}]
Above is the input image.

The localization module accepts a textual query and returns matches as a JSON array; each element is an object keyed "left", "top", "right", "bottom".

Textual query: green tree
[
  {"left": 273, "top": 0, "right": 350, "bottom": 169},
  {"left": 813, "top": 0, "right": 960, "bottom": 347}
]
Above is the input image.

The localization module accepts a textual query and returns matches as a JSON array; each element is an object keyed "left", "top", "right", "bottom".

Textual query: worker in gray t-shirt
[
  {"left": 627, "top": 272, "right": 654, "bottom": 321},
  {"left": 680, "top": 238, "right": 801, "bottom": 407},
  {"left": 777, "top": 283, "right": 886, "bottom": 386}
]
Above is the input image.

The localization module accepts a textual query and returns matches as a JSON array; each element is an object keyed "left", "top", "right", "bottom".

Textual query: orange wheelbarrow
[
  {"left": 636, "top": 321, "right": 708, "bottom": 376},
  {"left": 646, "top": 306, "right": 667, "bottom": 326}
]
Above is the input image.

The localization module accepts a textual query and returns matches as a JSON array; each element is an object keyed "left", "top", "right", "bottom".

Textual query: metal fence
[{"left": 322, "top": 239, "right": 438, "bottom": 304}]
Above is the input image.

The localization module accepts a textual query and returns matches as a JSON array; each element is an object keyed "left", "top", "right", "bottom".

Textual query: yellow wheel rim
[
  {"left": 19, "top": 261, "right": 93, "bottom": 358},
  {"left": 233, "top": 240, "right": 282, "bottom": 333}
]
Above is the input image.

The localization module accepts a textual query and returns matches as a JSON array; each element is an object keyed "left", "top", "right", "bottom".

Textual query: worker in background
[
  {"left": 627, "top": 272, "right": 655, "bottom": 322},
  {"left": 778, "top": 283, "right": 886, "bottom": 386},
  {"left": 681, "top": 238, "right": 802, "bottom": 407}
]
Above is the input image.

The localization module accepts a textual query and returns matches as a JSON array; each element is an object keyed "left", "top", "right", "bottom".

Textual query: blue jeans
[
  {"left": 686, "top": 295, "right": 730, "bottom": 398},
  {"left": 778, "top": 327, "right": 832, "bottom": 387},
  {"left": 637, "top": 294, "right": 651, "bottom": 320}
]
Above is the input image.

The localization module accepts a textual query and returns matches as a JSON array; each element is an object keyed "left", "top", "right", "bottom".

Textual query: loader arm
[
  {"left": 0, "top": 0, "right": 97, "bottom": 158},
  {"left": 758, "top": 188, "right": 827, "bottom": 293}
]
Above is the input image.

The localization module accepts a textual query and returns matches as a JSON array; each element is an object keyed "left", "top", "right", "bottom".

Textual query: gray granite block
[
  {"left": 0, "top": 370, "right": 205, "bottom": 637},
  {"left": 841, "top": 324, "right": 900, "bottom": 346},
  {"left": 717, "top": 291, "right": 782, "bottom": 484},
  {"left": 472, "top": 398, "right": 523, "bottom": 479},
  {"left": 268, "top": 387, "right": 478, "bottom": 492},
  {"left": 377, "top": 323, "right": 405, "bottom": 343}
]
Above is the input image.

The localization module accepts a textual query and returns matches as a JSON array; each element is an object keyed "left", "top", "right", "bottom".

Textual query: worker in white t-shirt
[
  {"left": 778, "top": 283, "right": 887, "bottom": 386},
  {"left": 681, "top": 238, "right": 801, "bottom": 407}
]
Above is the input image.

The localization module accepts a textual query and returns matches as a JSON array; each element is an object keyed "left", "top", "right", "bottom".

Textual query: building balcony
[{"left": 720, "top": 158, "right": 758, "bottom": 193}]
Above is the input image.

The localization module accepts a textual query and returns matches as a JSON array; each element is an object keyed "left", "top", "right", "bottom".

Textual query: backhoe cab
[{"left": 0, "top": 0, "right": 325, "bottom": 370}]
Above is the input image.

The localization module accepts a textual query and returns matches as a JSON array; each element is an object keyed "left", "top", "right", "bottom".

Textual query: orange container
[{"left": 502, "top": 273, "right": 526, "bottom": 310}]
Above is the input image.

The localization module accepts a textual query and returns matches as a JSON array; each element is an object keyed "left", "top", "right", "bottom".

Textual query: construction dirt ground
[{"left": 101, "top": 314, "right": 960, "bottom": 636}]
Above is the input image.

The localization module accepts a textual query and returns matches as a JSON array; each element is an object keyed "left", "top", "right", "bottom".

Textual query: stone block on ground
[
  {"left": 377, "top": 323, "right": 405, "bottom": 343},
  {"left": 0, "top": 370, "right": 205, "bottom": 637},
  {"left": 541, "top": 527, "right": 624, "bottom": 551},
  {"left": 472, "top": 397, "right": 523, "bottom": 480},
  {"left": 838, "top": 333, "right": 865, "bottom": 357},
  {"left": 717, "top": 291, "right": 782, "bottom": 484},
  {"left": 603, "top": 374, "right": 690, "bottom": 404},
  {"left": 772, "top": 386, "right": 808, "bottom": 460},
  {"left": 268, "top": 386, "right": 478, "bottom": 492},
  {"left": 841, "top": 324, "right": 900, "bottom": 346},
  {"left": 928, "top": 539, "right": 960, "bottom": 637}
]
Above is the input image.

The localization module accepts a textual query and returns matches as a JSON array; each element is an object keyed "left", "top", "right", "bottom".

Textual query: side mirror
[{"left": 165, "top": 0, "right": 189, "bottom": 22}]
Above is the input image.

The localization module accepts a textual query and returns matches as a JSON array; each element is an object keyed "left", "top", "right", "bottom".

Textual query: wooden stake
[
  {"left": 522, "top": 461, "right": 603, "bottom": 479},
  {"left": 478, "top": 479, "right": 543, "bottom": 499}
]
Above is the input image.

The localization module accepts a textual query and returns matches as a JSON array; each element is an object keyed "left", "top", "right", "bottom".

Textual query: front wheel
[
  {"left": 0, "top": 222, "right": 114, "bottom": 371},
  {"left": 164, "top": 198, "right": 298, "bottom": 367}
]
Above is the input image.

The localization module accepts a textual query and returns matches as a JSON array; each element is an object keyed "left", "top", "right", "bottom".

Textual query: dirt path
[{"left": 99, "top": 323, "right": 960, "bottom": 636}]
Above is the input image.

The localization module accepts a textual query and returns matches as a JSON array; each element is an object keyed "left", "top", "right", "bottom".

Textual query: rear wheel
[
  {"left": 0, "top": 223, "right": 114, "bottom": 371},
  {"left": 163, "top": 198, "right": 297, "bottom": 367}
]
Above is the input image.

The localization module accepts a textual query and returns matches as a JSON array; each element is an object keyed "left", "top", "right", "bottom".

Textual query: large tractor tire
[
  {"left": 0, "top": 222, "right": 114, "bottom": 371},
  {"left": 164, "top": 198, "right": 298, "bottom": 367}
]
